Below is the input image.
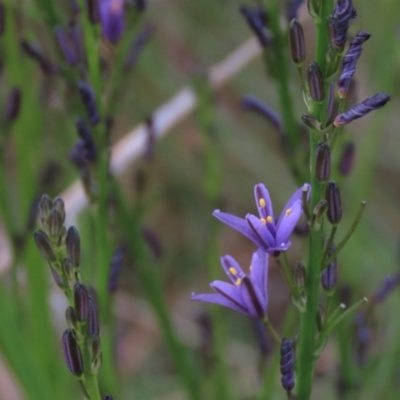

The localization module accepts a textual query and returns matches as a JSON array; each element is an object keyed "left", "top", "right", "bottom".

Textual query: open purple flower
[
  {"left": 191, "top": 250, "right": 269, "bottom": 318},
  {"left": 213, "top": 183, "right": 309, "bottom": 255}
]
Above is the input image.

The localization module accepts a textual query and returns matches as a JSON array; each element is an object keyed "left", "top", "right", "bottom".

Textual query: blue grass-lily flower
[
  {"left": 100, "top": 0, "right": 125, "bottom": 44},
  {"left": 213, "top": 183, "right": 309, "bottom": 255},
  {"left": 191, "top": 250, "right": 269, "bottom": 318}
]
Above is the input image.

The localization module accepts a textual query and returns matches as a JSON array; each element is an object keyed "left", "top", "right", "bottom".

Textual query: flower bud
[
  {"left": 89, "top": 335, "right": 102, "bottom": 373},
  {"left": 50, "top": 266, "right": 66, "bottom": 288},
  {"left": 5, "top": 87, "right": 22, "bottom": 121},
  {"left": 295, "top": 262, "right": 306, "bottom": 290},
  {"left": 239, "top": 5, "right": 270, "bottom": 48},
  {"left": 78, "top": 80, "right": 100, "bottom": 125},
  {"left": 307, "top": 62, "right": 325, "bottom": 102},
  {"left": 280, "top": 339, "right": 295, "bottom": 391},
  {"left": 103, "top": 396, "right": 114, "bottom": 400},
  {"left": 34, "top": 229, "right": 57, "bottom": 262},
  {"left": 325, "top": 181, "right": 342, "bottom": 225},
  {"left": 48, "top": 209, "right": 64, "bottom": 238},
  {"left": 88, "top": 296, "right": 100, "bottom": 335},
  {"left": 74, "top": 283, "right": 89, "bottom": 322},
  {"left": 54, "top": 26, "right": 78, "bottom": 66},
  {"left": 52, "top": 197, "right": 65, "bottom": 222},
  {"left": 85, "top": 0, "right": 100, "bottom": 24},
  {"left": 62, "top": 329, "right": 84, "bottom": 377},
  {"left": 315, "top": 143, "right": 331, "bottom": 182},
  {"left": 338, "top": 141, "right": 355, "bottom": 176},
  {"left": 301, "top": 114, "right": 322, "bottom": 131},
  {"left": 289, "top": 19, "right": 306, "bottom": 64},
  {"left": 38, "top": 194, "right": 53, "bottom": 223},
  {"left": 321, "top": 258, "right": 337, "bottom": 292},
  {"left": 63, "top": 258, "right": 75, "bottom": 283},
  {"left": 66, "top": 226, "right": 81, "bottom": 267}
]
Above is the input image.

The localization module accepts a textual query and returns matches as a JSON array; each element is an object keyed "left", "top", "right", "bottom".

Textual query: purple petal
[
  {"left": 220, "top": 255, "right": 245, "bottom": 285},
  {"left": 276, "top": 184, "right": 309, "bottom": 228},
  {"left": 213, "top": 210, "right": 264, "bottom": 247},
  {"left": 249, "top": 250, "right": 269, "bottom": 302},
  {"left": 191, "top": 292, "right": 250, "bottom": 316},
  {"left": 254, "top": 184, "right": 274, "bottom": 222},
  {"left": 210, "top": 281, "right": 245, "bottom": 310},
  {"left": 246, "top": 214, "right": 276, "bottom": 250},
  {"left": 100, "top": 0, "right": 125, "bottom": 43},
  {"left": 276, "top": 200, "right": 303, "bottom": 246},
  {"left": 240, "top": 276, "right": 266, "bottom": 318}
]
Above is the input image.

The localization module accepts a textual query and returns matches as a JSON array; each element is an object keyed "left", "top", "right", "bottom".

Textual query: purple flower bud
[
  {"left": 74, "top": 283, "right": 89, "bottom": 322},
  {"left": 38, "top": 194, "right": 53, "bottom": 223},
  {"left": 104, "top": 396, "right": 114, "bottom": 400},
  {"left": 66, "top": 226, "right": 81, "bottom": 267},
  {"left": 280, "top": 339, "right": 295, "bottom": 391},
  {"left": 5, "top": 87, "right": 21, "bottom": 121},
  {"left": 75, "top": 118, "right": 97, "bottom": 162},
  {"left": 372, "top": 274, "right": 400, "bottom": 304},
  {"left": 307, "top": 62, "right": 325, "bottom": 102},
  {"left": 100, "top": 0, "right": 125, "bottom": 44},
  {"left": 338, "top": 31, "right": 371, "bottom": 98},
  {"left": 125, "top": 24, "right": 154, "bottom": 69},
  {"left": 0, "top": 2, "right": 4, "bottom": 35},
  {"left": 338, "top": 141, "right": 355, "bottom": 176},
  {"left": 85, "top": 0, "right": 100, "bottom": 23},
  {"left": 55, "top": 26, "right": 78, "bottom": 66},
  {"left": 329, "top": 0, "right": 357, "bottom": 50},
  {"left": 21, "top": 41, "right": 58, "bottom": 74},
  {"left": 325, "top": 180, "right": 342, "bottom": 225},
  {"left": 315, "top": 143, "right": 331, "bottom": 182},
  {"left": 48, "top": 208, "right": 64, "bottom": 238},
  {"left": 108, "top": 245, "right": 125, "bottom": 293},
  {"left": 62, "top": 329, "right": 84, "bottom": 376},
  {"left": 334, "top": 93, "right": 390, "bottom": 127},
  {"left": 301, "top": 114, "right": 322, "bottom": 131},
  {"left": 321, "top": 256, "right": 337, "bottom": 292},
  {"left": 289, "top": 19, "right": 306, "bottom": 64},
  {"left": 326, "top": 82, "right": 337, "bottom": 126},
  {"left": 88, "top": 296, "right": 100, "bottom": 335},
  {"left": 78, "top": 80, "right": 100, "bottom": 125},
  {"left": 242, "top": 95, "right": 283, "bottom": 131},
  {"left": 34, "top": 229, "right": 57, "bottom": 262},
  {"left": 287, "top": 0, "right": 304, "bottom": 20},
  {"left": 239, "top": 5, "right": 270, "bottom": 48}
]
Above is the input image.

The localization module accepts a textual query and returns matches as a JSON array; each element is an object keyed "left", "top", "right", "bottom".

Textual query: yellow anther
[
  {"left": 235, "top": 278, "right": 242, "bottom": 286},
  {"left": 261, "top": 218, "right": 267, "bottom": 224},
  {"left": 266, "top": 215, "right": 273, "bottom": 223},
  {"left": 259, "top": 198, "right": 266, "bottom": 207},
  {"left": 229, "top": 267, "right": 238, "bottom": 276},
  {"left": 285, "top": 208, "right": 292, "bottom": 216},
  {"left": 249, "top": 265, "right": 253, "bottom": 272}
]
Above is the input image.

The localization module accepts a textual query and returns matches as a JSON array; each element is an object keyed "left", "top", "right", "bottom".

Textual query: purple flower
[
  {"left": 100, "top": 0, "right": 125, "bottom": 44},
  {"left": 191, "top": 250, "right": 269, "bottom": 318},
  {"left": 213, "top": 183, "right": 309, "bottom": 255}
]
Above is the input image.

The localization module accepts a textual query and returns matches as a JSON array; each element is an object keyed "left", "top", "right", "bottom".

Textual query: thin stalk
[
  {"left": 263, "top": 317, "right": 282, "bottom": 345},
  {"left": 296, "top": 1, "right": 333, "bottom": 398}
]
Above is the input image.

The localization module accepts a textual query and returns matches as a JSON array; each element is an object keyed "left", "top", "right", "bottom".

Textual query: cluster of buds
[{"left": 34, "top": 195, "right": 102, "bottom": 394}]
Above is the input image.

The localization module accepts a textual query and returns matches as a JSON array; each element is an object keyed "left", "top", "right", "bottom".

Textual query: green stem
[
  {"left": 263, "top": 317, "right": 282, "bottom": 345},
  {"left": 296, "top": 1, "right": 333, "bottom": 398}
]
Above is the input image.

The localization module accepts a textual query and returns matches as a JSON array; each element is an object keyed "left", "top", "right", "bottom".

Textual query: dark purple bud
[
  {"left": 54, "top": 26, "right": 78, "bottom": 66},
  {"left": 78, "top": 81, "right": 100, "bottom": 125},
  {"left": 311, "top": 199, "right": 328, "bottom": 230},
  {"left": 75, "top": 118, "right": 97, "bottom": 162},
  {"left": 326, "top": 82, "right": 337, "bottom": 126},
  {"left": 338, "top": 31, "right": 371, "bottom": 98},
  {"left": 69, "top": 141, "right": 89, "bottom": 169},
  {"left": 125, "top": 24, "right": 154, "bottom": 69},
  {"left": 334, "top": 93, "right": 390, "bottom": 127},
  {"left": 321, "top": 256, "right": 337, "bottom": 292},
  {"left": 52, "top": 197, "right": 66, "bottom": 221},
  {"left": 74, "top": 283, "right": 89, "bottom": 322},
  {"left": 5, "top": 87, "right": 21, "bottom": 121},
  {"left": 295, "top": 262, "right": 306, "bottom": 290},
  {"left": 326, "top": 180, "right": 342, "bottom": 225},
  {"left": 100, "top": 0, "right": 125, "bottom": 44},
  {"left": 329, "top": 0, "right": 357, "bottom": 50},
  {"left": 280, "top": 339, "right": 295, "bottom": 391},
  {"left": 85, "top": 0, "right": 100, "bottom": 24},
  {"left": 66, "top": 306, "right": 79, "bottom": 331},
  {"left": 87, "top": 296, "right": 100, "bottom": 335},
  {"left": 89, "top": 335, "right": 102, "bottom": 373},
  {"left": 21, "top": 41, "right": 58, "bottom": 74},
  {"left": 307, "top": 62, "right": 325, "bottom": 102},
  {"left": 38, "top": 194, "right": 53, "bottom": 223},
  {"left": 301, "top": 114, "right": 322, "bottom": 131},
  {"left": 287, "top": 0, "right": 304, "bottom": 20},
  {"left": 62, "top": 329, "right": 84, "bottom": 376},
  {"left": 315, "top": 143, "right": 331, "bottom": 182},
  {"left": 50, "top": 266, "right": 66, "bottom": 288},
  {"left": 66, "top": 226, "right": 81, "bottom": 267},
  {"left": 372, "top": 274, "right": 400, "bottom": 304},
  {"left": 338, "top": 141, "right": 355, "bottom": 176},
  {"left": 34, "top": 229, "right": 57, "bottom": 262},
  {"left": 108, "top": 245, "right": 125, "bottom": 293},
  {"left": 239, "top": 6, "right": 270, "bottom": 48},
  {"left": 48, "top": 208, "right": 64, "bottom": 238},
  {"left": 104, "top": 396, "right": 114, "bottom": 400},
  {"left": 0, "top": 2, "right": 4, "bottom": 35},
  {"left": 242, "top": 95, "right": 283, "bottom": 131},
  {"left": 289, "top": 19, "right": 306, "bottom": 64}
]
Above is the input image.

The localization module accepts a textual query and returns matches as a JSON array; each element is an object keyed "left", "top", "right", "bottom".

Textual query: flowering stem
[
  {"left": 296, "top": 1, "right": 334, "bottom": 398},
  {"left": 263, "top": 316, "right": 282, "bottom": 345}
]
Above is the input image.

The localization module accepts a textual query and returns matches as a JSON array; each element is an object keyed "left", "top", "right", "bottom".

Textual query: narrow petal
[
  {"left": 246, "top": 214, "right": 276, "bottom": 250},
  {"left": 240, "top": 276, "right": 266, "bottom": 318},
  {"left": 210, "top": 281, "right": 245, "bottom": 311},
  {"left": 221, "top": 255, "right": 245, "bottom": 285},
  {"left": 276, "top": 200, "right": 303, "bottom": 246},
  {"left": 276, "top": 184, "right": 309, "bottom": 228},
  {"left": 254, "top": 184, "right": 274, "bottom": 222},
  {"left": 213, "top": 210, "right": 265, "bottom": 247},
  {"left": 250, "top": 250, "right": 269, "bottom": 302},
  {"left": 191, "top": 292, "right": 251, "bottom": 316}
]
